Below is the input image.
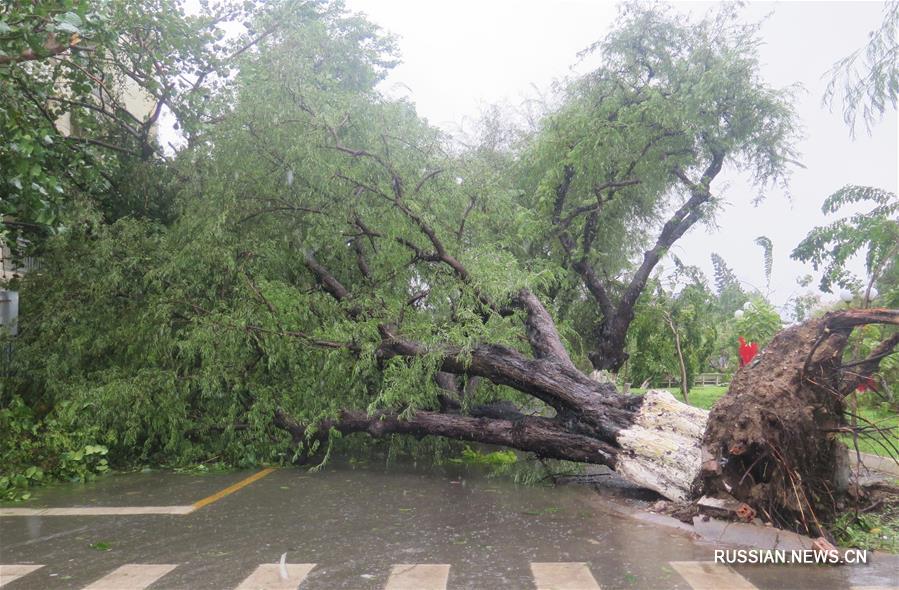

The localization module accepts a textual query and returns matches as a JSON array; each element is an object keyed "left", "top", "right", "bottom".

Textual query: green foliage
[
  {"left": 1, "top": 2, "right": 412, "bottom": 474},
  {"left": 792, "top": 186, "right": 898, "bottom": 295},
  {"left": 454, "top": 445, "right": 518, "bottom": 467},
  {"left": 517, "top": 2, "right": 797, "bottom": 274},
  {"left": 450, "top": 445, "right": 568, "bottom": 485},
  {"left": 833, "top": 511, "right": 899, "bottom": 553},
  {"left": 709, "top": 252, "right": 749, "bottom": 324},
  {"left": 734, "top": 299, "right": 782, "bottom": 349},
  {"left": 625, "top": 280, "right": 717, "bottom": 389},
  {"left": 0, "top": 0, "right": 265, "bottom": 246},
  {"left": 0, "top": 396, "right": 109, "bottom": 501},
  {"left": 0, "top": 1, "right": 815, "bottom": 482},
  {"left": 824, "top": 1, "right": 899, "bottom": 135}
]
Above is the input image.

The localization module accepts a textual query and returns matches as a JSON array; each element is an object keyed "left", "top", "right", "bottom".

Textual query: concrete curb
[
  {"left": 850, "top": 452, "right": 899, "bottom": 477},
  {"left": 691, "top": 516, "right": 815, "bottom": 551}
]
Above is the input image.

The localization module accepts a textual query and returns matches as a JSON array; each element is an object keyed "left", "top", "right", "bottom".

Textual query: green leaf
[{"left": 55, "top": 12, "right": 83, "bottom": 34}]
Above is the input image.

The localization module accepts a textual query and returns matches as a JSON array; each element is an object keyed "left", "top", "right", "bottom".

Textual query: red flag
[
  {"left": 738, "top": 337, "right": 758, "bottom": 367},
  {"left": 856, "top": 377, "right": 877, "bottom": 392}
]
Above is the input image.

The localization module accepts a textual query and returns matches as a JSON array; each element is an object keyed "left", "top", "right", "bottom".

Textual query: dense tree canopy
[
  {"left": 2, "top": 1, "right": 897, "bottom": 538},
  {"left": 0, "top": 0, "right": 272, "bottom": 246},
  {"left": 511, "top": 3, "right": 798, "bottom": 370},
  {"left": 0, "top": 0, "right": 805, "bottom": 464}
]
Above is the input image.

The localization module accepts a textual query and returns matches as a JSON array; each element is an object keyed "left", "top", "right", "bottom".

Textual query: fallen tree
[
  {"left": 218, "top": 9, "right": 894, "bottom": 535},
  {"left": 272, "top": 254, "right": 899, "bottom": 535}
]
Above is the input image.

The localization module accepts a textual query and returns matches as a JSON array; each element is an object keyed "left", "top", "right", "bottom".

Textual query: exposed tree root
[
  {"left": 272, "top": 289, "right": 898, "bottom": 539},
  {"left": 699, "top": 309, "right": 899, "bottom": 536}
]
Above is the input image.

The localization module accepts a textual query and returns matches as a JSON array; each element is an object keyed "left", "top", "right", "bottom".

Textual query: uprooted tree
[
  {"left": 510, "top": 4, "right": 798, "bottom": 372},
  {"left": 5, "top": 1, "right": 897, "bottom": 537}
]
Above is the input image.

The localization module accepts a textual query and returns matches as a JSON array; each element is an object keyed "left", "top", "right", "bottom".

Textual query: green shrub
[{"left": 0, "top": 396, "right": 110, "bottom": 501}]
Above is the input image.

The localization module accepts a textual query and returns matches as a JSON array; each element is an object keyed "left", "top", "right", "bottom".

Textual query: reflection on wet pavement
[{"left": 1, "top": 461, "right": 897, "bottom": 589}]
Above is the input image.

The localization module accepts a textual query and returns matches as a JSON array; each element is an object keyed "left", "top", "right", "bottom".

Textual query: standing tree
[
  {"left": 7, "top": 1, "right": 898, "bottom": 541},
  {"left": 0, "top": 0, "right": 274, "bottom": 246},
  {"left": 514, "top": 3, "right": 798, "bottom": 372},
  {"left": 624, "top": 263, "right": 718, "bottom": 399}
]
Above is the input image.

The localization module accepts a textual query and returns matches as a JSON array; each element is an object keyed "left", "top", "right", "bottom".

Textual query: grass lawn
[
  {"left": 630, "top": 385, "right": 726, "bottom": 410},
  {"left": 630, "top": 385, "right": 898, "bottom": 458}
]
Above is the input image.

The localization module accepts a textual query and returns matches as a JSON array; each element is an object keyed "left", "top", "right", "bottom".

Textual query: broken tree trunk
[
  {"left": 274, "top": 288, "right": 898, "bottom": 536},
  {"left": 275, "top": 388, "right": 707, "bottom": 501}
]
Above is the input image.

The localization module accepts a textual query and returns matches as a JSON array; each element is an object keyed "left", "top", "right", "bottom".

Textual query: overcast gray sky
[{"left": 343, "top": 0, "right": 898, "bottom": 311}]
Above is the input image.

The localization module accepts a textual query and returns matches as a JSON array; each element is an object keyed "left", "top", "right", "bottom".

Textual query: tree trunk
[
  {"left": 588, "top": 316, "right": 630, "bottom": 372},
  {"left": 274, "top": 300, "right": 899, "bottom": 536},
  {"left": 664, "top": 311, "right": 690, "bottom": 403}
]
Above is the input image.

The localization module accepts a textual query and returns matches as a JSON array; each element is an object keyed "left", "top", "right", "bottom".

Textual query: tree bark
[
  {"left": 664, "top": 310, "right": 690, "bottom": 403},
  {"left": 587, "top": 315, "right": 631, "bottom": 372},
  {"left": 274, "top": 286, "right": 898, "bottom": 535}
]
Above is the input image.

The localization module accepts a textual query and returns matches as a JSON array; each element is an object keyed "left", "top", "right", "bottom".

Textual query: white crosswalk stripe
[
  {"left": 384, "top": 564, "right": 450, "bottom": 590},
  {"left": 234, "top": 563, "right": 317, "bottom": 589},
  {"left": 0, "top": 565, "right": 44, "bottom": 588},
  {"left": 82, "top": 564, "right": 179, "bottom": 590},
  {"left": 0, "top": 506, "right": 194, "bottom": 516},
  {"left": 530, "top": 562, "right": 601, "bottom": 590},
  {"left": 11, "top": 559, "right": 879, "bottom": 589},
  {"left": 670, "top": 561, "right": 758, "bottom": 590}
]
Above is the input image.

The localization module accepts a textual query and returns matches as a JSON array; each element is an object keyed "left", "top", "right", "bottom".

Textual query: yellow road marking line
[
  {"left": 191, "top": 467, "right": 277, "bottom": 511},
  {"left": 0, "top": 468, "right": 276, "bottom": 517},
  {"left": 1, "top": 565, "right": 44, "bottom": 587}
]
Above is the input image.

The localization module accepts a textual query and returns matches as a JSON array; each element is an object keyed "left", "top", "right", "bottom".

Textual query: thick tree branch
[
  {"left": 273, "top": 408, "right": 618, "bottom": 466},
  {"left": 551, "top": 165, "right": 575, "bottom": 226},
  {"left": 352, "top": 239, "right": 373, "bottom": 280},
  {"left": 826, "top": 308, "right": 899, "bottom": 330},
  {"left": 303, "top": 252, "right": 352, "bottom": 302},
  {"left": 0, "top": 33, "right": 81, "bottom": 65},
  {"left": 572, "top": 260, "right": 615, "bottom": 320},
  {"left": 456, "top": 195, "right": 478, "bottom": 241},
  {"left": 513, "top": 289, "right": 577, "bottom": 371},
  {"left": 376, "top": 325, "right": 633, "bottom": 439},
  {"left": 620, "top": 150, "right": 725, "bottom": 314}
]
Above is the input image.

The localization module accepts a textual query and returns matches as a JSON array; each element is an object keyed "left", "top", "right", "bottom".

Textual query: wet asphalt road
[{"left": 1, "top": 463, "right": 897, "bottom": 589}]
